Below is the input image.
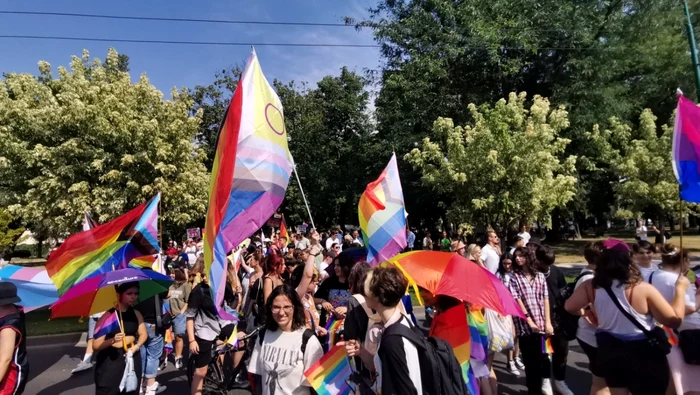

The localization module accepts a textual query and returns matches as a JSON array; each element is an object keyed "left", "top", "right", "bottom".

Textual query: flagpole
[
  {"left": 683, "top": 0, "right": 700, "bottom": 95},
  {"left": 290, "top": 155, "right": 316, "bottom": 230},
  {"left": 680, "top": 189, "right": 684, "bottom": 252}
]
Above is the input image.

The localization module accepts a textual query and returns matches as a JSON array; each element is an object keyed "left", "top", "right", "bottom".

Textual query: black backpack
[
  {"left": 382, "top": 317, "right": 469, "bottom": 395},
  {"left": 558, "top": 270, "right": 591, "bottom": 340}
]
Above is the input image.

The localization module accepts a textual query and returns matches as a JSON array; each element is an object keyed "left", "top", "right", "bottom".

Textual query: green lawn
[{"left": 25, "top": 309, "right": 87, "bottom": 336}]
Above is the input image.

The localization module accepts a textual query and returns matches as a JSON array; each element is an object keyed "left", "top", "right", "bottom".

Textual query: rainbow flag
[
  {"left": 94, "top": 311, "right": 121, "bottom": 339},
  {"left": 358, "top": 153, "right": 407, "bottom": 265},
  {"left": 325, "top": 317, "right": 344, "bottom": 350},
  {"left": 468, "top": 308, "right": 489, "bottom": 363},
  {"left": 542, "top": 337, "right": 554, "bottom": 354},
  {"left": 673, "top": 93, "right": 700, "bottom": 202},
  {"left": 429, "top": 304, "right": 479, "bottom": 394},
  {"left": 304, "top": 345, "right": 352, "bottom": 395},
  {"left": 204, "top": 48, "right": 293, "bottom": 318},
  {"left": 46, "top": 194, "right": 160, "bottom": 295}
]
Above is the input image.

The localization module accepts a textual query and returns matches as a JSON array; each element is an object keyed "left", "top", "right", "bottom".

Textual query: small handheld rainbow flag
[
  {"left": 94, "top": 311, "right": 121, "bottom": 339},
  {"left": 542, "top": 337, "right": 554, "bottom": 354},
  {"left": 325, "top": 317, "right": 344, "bottom": 350},
  {"left": 467, "top": 309, "right": 489, "bottom": 363},
  {"left": 304, "top": 345, "right": 352, "bottom": 395}
]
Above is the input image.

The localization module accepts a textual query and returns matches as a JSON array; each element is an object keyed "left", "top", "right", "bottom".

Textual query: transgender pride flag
[{"left": 673, "top": 94, "right": 700, "bottom": 202}]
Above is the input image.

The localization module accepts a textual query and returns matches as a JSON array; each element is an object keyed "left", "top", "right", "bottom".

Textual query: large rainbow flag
[
  {"left": 204, "top": 48, "right": 293, "bottom": 318},
  {"left": 430, "top": 304, "right": 479, "bottom": 395},
  {"left": 304, "top": 345, "right": 352, "bottom": 395},
  {"left": 45, "top": 194, "right": 160, "bottom": 295},
  {"left": 358, "top": 153, "right": 407, "bottom": 265},
  {"left": 673, "top": 93, "right": 700, "bottom": 202}
]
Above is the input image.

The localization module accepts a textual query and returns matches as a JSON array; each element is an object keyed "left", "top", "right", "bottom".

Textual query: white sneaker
[
  {"left": 554, "top": 380, "right": 574, "bottom": 395},
  {"left": 174, "top": 357, "right": 183, "bottom": 369},
  {"left": 542, "top": 378, "right": 554, "bottom": 395},
  {"left": 506, "top": 360, "right": 520, "bottom": 376},
  {"left": 145, "top": 382, "right": 159, "bottom": 395},
  {"left": 70, "top": 360, "right": 93, "bottom": 374},
  {"left": 515, "top": 356, "right": 525, "bottom": 370}
]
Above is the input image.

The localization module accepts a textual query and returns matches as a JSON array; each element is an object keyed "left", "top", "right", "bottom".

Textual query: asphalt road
[{"left": 24, "top": 312, "right": 594, "bottom": 395}]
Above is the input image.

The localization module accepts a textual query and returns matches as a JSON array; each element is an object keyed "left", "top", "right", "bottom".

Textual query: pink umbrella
[{"left": 435, "top": 254, "right": 525, "bottom": 318}]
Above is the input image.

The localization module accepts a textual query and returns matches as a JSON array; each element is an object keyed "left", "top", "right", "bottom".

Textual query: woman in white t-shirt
[
  {"left": 249, "top": 284, "right": 324, "bottom": 395},
  {"left": 185, "top": 239, "right": 197, "bottom": 266},
  {"left": 649, "top": 244, "right": 700, "bottom": 395}
]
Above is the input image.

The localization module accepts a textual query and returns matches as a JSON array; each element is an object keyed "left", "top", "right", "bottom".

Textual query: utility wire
[
  {"left": 0, "top": 10, "right": 350, "bottom": 27},
  {"left": 0, "top": 35, "right": 597, "bottom": 50},
  {"left": 0, "top": 35, "right": 380, "bottom": 48}
]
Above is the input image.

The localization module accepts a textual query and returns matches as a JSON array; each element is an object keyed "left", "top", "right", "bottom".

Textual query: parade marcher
[
  {"left": 134, "top": 268, "right": 168, "bottom": 395},
  {"left": 649, "top": 244, "right": 700, "bottom": 394},
  {"left": 497, "top": 253, "right": 524, "bottom": 376},
  {"left": 517, "top": 225, "right": 531, "bottom": 245},
  {"left": 632, "top": 240, "right": 658, "bottom": 281},
  {"left": 261, "top": 252, "right": 285, "bottom": 306},
  {"left": 466, "top": 244, "right": 483, "bottom": 266},
  {"left": 352, "top": 230, "right": 364, "bottom": 247},
  {"left": 71, "top": 310, "right": 104, "bottom": 374},
  {"left": 0, "top": 282, "right": 27, "bottom": 395},
  {"left": 406, "top": 228, "right": 415, "bottom": 252},
  {"left": 573, "top": 241, "right": 609, "bottom": 395},
  {"left": 481, "top": 231, "right": 501, "bottom": 274},
  {"left": 315, "top": 253, "right": 354, "bottom": 326},
  {"left": 364, "top": 266, "right": 423, "bottom": 394},
  {"left": 565, "top": 239, "right": 688, "bottom": 395},
  {"left": 635, "top": 219, "right": 648, "bottom": 241},
  {"left": 93, "top": 282, "right": 147, "bottom": 395},
  {"left": 534, "top": 244, "right": 574, "bottom": 395},
  {"left": 439, "top": 230, "right": 452, "bottom": 252},
  {"left": 423, "top": 231, "right": 433, "bottom": 250},
  {"left": 167, "top": 268, "right": 190, "bottom": 370},
  {"left": 248, "top": 284, "right": 324, "bottom": 395},
  {"left": 509, "top": 246, "right": 553, "bottom": 395}
]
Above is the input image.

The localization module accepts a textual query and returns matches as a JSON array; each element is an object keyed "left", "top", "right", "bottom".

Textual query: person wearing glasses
[{"left": 249, "top": 284, "right": 324, "bottom": 395}]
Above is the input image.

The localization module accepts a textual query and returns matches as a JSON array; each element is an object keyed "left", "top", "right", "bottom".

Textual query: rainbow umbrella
[
  {"left": 387, "top": 251, "right": 453, "bottom": 303},
  {"left": 50, "top": 268, "right": 172, "bottom": 318},
  {"left": 0, "top": 265, "right": 58, "bottom": 312},
  {"left": 435, "top": 254, "right": 524, "bottom": 318}
]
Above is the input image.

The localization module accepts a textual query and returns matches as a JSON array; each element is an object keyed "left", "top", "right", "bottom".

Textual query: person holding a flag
[{"left": 93, "top": 282, "right": 147, "bottom": 395}]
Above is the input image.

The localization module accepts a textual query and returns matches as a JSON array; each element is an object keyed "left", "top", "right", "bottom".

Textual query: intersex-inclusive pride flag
[
  {"left": 429, "top": 304, "right": 479, "bottom": 395},
  {"left": 204, "top": 48, "right": 293, "bottom": 318},
  {"left": 358, "top": 153, "right": 407, "bottom": 265},
  {"left": 304, "top": 345, "right": 352, "bottom": 395},
  {"left": 46, "top": 194, "right": 160, "bottom": 295},
  {"left": 673, "top": 94, "right": 700, "bottom": 202}
]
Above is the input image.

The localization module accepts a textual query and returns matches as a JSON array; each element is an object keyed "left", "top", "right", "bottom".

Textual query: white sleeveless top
[{"left": 594, "top": 280, "right": 655, "bottom": 340}]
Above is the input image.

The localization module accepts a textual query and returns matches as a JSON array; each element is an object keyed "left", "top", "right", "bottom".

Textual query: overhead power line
[
  {"left": 0, "top": 34, "right": 380, "bottom": 48},
  {"left": 0, "top": 10, "right": 351, "bottom": 27},
  {"left": 0, "top": 35, "right": 597, "bottom": 50}
]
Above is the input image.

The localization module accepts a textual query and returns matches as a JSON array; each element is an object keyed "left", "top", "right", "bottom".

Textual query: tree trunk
[{"left": 36, "top": 238, "right": 43, "bottom": 258}]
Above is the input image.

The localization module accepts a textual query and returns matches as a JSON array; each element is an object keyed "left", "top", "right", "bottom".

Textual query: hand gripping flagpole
[{"left": 290, "top": 154, "right": 316, "bottom": 230}]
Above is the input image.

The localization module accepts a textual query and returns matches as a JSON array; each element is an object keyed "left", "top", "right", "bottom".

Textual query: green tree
[
  {"left": 0, "top": 208, "right": 24, "bottom": 258},
  {"left": 585, "top": 109, "right": 680, "bottom": 224},
  {"left": 354, "top": 0, "right": 697, "bottom": 226},
  {"left": 0, "top": 48, "right": 208, "bottom": 237},
  {"left": 406, "top": 93, "right": 577, "bottom": 231}
]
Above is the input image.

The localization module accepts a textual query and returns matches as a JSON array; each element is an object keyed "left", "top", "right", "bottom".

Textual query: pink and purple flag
[
  {"left": 93, "top": 311, "right": 121, "bottom": 339},
  {"left": 203, "top": 48, "right": 293, "bottom": 318},
  {"left": 0, "top": 265, "right": 58, "bottom": 312},
  {"left": 673, "top": 94, "right": 700, "bottom": 202},
  {"left": 358, "top": 153, "right": 407, "bottom": 265}
]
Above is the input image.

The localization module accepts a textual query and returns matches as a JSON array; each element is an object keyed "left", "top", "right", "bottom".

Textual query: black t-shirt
[
  {"left": 344, "top": 297, "right": 369, "bottom": 341},
  {"left": 543, "top": 265, "right": 567, "bottom": 329},
  {"left": 187, "top": 283, "right": 218, "bottom": 319},
  {"left": 314, "top": 276, "right": 351, "bottom": 308},
  {"left": 165, "top": 256, "right": 188, "bottom": 275},
  {"left": 135, "top": 291, "right": 169, "bottom": 325}
]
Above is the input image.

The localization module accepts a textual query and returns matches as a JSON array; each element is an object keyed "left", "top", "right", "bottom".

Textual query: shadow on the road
[{"left": 34, "top": 365, "right": 94, "bottom": 395}]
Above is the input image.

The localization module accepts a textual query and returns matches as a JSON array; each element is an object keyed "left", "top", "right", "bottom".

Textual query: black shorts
[
  {"left": 192, "top": 337, "right": 215, "bottom": 369},
  {"left": 595, "top": 332, "right": 669, "bottom": 394},
  {"left": 576, "top": 338, "right": 603, "bottom": 377}
]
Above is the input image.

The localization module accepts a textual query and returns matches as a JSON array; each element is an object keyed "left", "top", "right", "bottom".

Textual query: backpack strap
[
  {"left": 649, "top": 271, "right": 655, "bottom": 285},
  {"left": 381, "top": 316, "right": 426, "bottom": 350},
  {"left": 301, "top": 329, "right": 315, "bottom": 354}
]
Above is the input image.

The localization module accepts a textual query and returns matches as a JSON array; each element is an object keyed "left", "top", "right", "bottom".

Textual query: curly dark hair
[
  {"left": 592, "top": 248, "right": 642, "bottom": 289},
  {"left": 264, "top": 284, "right": 306, "bottom": 332},
  {"left": 512, "top": 246, "right": 538, "bottom": 274}
]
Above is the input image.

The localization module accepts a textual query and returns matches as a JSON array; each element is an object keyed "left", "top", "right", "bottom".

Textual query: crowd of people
[{"left": 0, "top": 223, "right": 699, "bottom": 395}]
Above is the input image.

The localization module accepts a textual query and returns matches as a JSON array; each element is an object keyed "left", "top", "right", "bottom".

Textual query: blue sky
[{"left": 0, "top": 0, "right": 381, "bottom": 96}]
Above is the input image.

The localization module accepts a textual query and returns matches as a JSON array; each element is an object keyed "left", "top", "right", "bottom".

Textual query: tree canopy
[{"left": 0, "top": 48, "right": 208, "bottom": 237}]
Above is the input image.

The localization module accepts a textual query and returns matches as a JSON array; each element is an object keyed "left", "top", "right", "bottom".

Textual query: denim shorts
[{"left": 172, "top": 314, "right": 186, "bottom": 337}]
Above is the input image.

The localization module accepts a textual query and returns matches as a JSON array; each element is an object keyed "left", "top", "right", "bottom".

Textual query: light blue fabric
[{"left": 140, "top": 323, "right": 164, "bottom": 379}]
